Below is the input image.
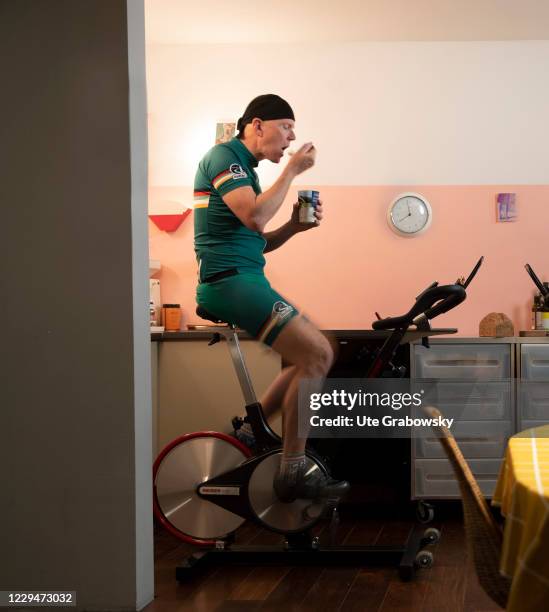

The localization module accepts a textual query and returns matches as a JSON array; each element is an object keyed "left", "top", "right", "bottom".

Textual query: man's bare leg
[
  {"left": 260, "top": 365, "right": 297, "bottom": 420},
  {"left": 272, "top": 318, "right": 332, "bottom": 452},
  {"left": 270, "top": 316, "right": 349, "bottom": 501}
]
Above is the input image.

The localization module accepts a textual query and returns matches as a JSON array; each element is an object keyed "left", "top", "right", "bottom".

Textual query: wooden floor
[{"left": 144, "top": 514, "right": 502, "bottom": 612}]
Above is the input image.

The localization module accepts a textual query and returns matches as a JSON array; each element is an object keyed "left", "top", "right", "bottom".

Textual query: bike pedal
[{"left": 231, "top": 416, "right": 244, "bottom": 431}]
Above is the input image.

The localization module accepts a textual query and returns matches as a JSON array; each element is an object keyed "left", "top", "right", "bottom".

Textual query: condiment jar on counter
[
  {"left": 163, "top": 304, "right": 182, "bottom": 331},
  {"left": 534, "top": 294, "right": 544, "bottom": 330},
  {"left": 542, "top": 285, "right": 549, "bottom": 331}
]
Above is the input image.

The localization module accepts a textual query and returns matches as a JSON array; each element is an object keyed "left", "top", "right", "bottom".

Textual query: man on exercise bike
[{"left": 194, "top": 94, "right": 349, "bottom": 503}]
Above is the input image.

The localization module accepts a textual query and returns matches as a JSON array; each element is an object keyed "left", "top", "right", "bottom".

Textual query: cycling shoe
[{"left": 273, "top": 466, "right": 349, "bottom": 503}]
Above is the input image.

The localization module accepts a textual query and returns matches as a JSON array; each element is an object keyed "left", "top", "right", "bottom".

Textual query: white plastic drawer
[
  {"left": 518, "top": 382, "right": 549, "bottom": 420},
  {"left": 414, "top": 345, "right": 511, "bottom": 379},
  {"left": 413, "top": 458, "right": 502, "bottom": 499},
  {"left": 521, "top": 345, "right": 549, "bottom": 381},
  {"left": 416, "top": 381, "right": 512, "bottom": 420},
  {"left": 414, "top": 420, "right": 511, "bottom": 459}
]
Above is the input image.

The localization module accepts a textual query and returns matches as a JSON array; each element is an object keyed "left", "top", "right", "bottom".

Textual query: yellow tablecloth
[{"left": 492, "top": 425, "right": 549, "bottom": 612}]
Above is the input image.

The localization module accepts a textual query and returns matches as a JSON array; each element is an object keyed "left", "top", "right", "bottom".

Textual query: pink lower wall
[{"left": 149, "top": 185, "right": 549, "bottom": 336}]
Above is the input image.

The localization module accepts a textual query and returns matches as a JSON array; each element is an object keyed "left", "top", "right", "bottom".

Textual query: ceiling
[{"left": 145, "top": 0, "right": 549, "bottom": 44}]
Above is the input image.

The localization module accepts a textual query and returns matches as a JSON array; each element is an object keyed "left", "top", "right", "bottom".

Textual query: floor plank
[
  {"left": 299, "top": 566, "right": 360, "bottom": 611},
  {"left": 260, "top": 566, "right": 323, "bottom": 611},
  {"left": 228, "top": 565, "right": 290, "bottom": 602},
  {"left": 421, "top": 565, "right": 464, "bottom": 612},
  {"left": 339, "top": 568, "right": 393, "bottom": 611},
  {"left": 170, "top": 566, "right": 255, "bottom": 611},
  {"left": 463, "top": 548, "right": 501, "bottom": 612}
]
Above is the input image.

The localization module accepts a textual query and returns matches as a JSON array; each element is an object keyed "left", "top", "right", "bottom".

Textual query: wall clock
[{"left": 387, "top": 193, "right": 432, "bottom": 236}]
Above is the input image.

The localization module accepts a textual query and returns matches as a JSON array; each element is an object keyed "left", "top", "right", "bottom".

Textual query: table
[{"left": 492, "top": 425, "right": 549, "bottom": 611}]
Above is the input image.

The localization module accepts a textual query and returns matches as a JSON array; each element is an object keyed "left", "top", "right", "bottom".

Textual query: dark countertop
[
  {"left": 151, "top": 328, "right": 460, "bottom": 342},
  {"left": 151, "top": 327, "right": 252, "bottom": 341}
]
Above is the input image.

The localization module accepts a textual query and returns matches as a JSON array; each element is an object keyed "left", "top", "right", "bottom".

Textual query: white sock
[
  {"left": 279, "top": 452, "right": 306, "bottom": 485},
  {"left": 240, "top": 422, "right": 253, "bottom": 437}
]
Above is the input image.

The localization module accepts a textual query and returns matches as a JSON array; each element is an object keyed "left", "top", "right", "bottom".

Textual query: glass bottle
[
  {"left": 149, "top": 300, "right": 157, "bottom": 327},
  {"left": 532, "top": 295, "right": 539, "bottom": 330},
  {"left": 542, "top": 296, "right": 549, "bottom": 331}
]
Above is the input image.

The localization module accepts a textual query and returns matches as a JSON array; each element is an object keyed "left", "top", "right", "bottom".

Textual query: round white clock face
[{"left": 388, "top": 193, "right": 432, "bottom": 236}]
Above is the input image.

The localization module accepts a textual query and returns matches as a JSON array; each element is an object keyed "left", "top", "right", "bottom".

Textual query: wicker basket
[{"left": 424, "top": 406, "right": 511, "bottom": 609}]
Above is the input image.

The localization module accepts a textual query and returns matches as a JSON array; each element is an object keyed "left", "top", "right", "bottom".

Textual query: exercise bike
[{"left": 153, "top": 257, "right": 484, "bottom": 580}]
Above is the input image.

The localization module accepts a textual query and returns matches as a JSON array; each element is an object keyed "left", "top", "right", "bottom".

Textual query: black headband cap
[{"left": 237, "top": 94, "right": 295, "bottom": 134}]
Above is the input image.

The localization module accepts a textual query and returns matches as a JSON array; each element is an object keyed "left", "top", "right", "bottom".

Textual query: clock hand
[{"left": 397, "top": 212, "right": 412, "bottom": 222}]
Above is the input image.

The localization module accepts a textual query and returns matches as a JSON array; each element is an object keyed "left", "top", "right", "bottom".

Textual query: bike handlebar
[
  {"left": 525, "top": 263, "right": 548, "bottom": 297},
  {"left": 372, "top": 257, "right": 483, "bottom": 331}
]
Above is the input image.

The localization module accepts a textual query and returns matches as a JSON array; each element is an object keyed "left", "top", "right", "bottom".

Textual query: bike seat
[{"left": 196, "top": 305, "right": 230, "bottom": 325}]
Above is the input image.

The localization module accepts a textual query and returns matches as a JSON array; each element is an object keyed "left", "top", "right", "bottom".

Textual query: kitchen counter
[
  {"left": 151, "top": 328, "right": 460, "bottom": 342},
  {"left": 412, "top": 335, "right": 549, "bottom": 344},
  {"left": 151, "top": 329, "right": 549, "bottom": 343},
  {"left": 151, "top": 328, "right": 252, "bottom": 341}
]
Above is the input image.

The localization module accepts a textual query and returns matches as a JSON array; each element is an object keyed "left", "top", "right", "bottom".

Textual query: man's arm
[
  {"left": 263, "top": 222, "right": 296, "bottom": 253},
  {"left": 222, "top": 143, "right": 315, "bottom": 233},
  {"left": 263, "top": 201, "right": 323, "bottom": 253}
]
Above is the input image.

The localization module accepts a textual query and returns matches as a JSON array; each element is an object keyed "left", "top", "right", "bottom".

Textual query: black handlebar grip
[
  {"left": 525, "top": 263, "right": 548, "bottom": 296},
  {"left": 463, "top": 256, "right": 484, "bottom": 289},
  {"left": 423, "top": 285, "right": 466, "bottom": 320}
]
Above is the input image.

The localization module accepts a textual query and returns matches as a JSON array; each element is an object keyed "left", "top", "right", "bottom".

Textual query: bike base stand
[{"left": 175, "top": 523, "right": 428, "bottom": 582}]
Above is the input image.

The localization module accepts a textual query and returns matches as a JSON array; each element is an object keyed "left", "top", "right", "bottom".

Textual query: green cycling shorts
[{"left": 196, "top": 272, "right": 299, "bottom": 346}]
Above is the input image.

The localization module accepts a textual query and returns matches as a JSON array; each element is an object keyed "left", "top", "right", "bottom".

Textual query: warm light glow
[
  {"left": 175, "top": 119, "right": 216, "bottom": 184},
  {"left": 150, "top": 200, "right": 188, "bottom": 214}
]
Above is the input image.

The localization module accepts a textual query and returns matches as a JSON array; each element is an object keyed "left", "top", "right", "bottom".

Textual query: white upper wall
[
  {"left": 145, "top": 0, "right": 549, "bottom": 44},
  {"left": 146, "top": 41, "right": 549, "bottom": 189}
]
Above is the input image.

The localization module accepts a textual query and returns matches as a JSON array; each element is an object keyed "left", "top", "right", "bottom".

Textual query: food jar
[{"left": 163, "top": 304, "right": 182, "bottom": 331}]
